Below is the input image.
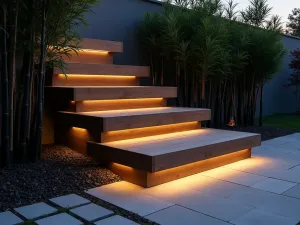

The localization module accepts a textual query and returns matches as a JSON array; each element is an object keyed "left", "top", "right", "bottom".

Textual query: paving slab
[
  {"left": 70, "top": 203, "right": 113, "bottom": 222},
  {"left": 201, "top": 167, "right": 267, "bottom": 186},
  {"left": 227, "top": 186, "right": 300, "bottom": 220},
  {"left": 86, "top": 181, "right": 173, "bottom": 216},
  {"left": 142, "top": 173, "right": 247, "bottom": 199},
  {"left": 251, "top": 178, "right": 297, "bottom": 194},
  {"left": 94, "top": 215, "right": 138, "bottom": 225},
  {"left": 230, "top": 208, "right": 299, "bottom": 225},
  {"left": 145, "top": 188, "right": 254, "bottom": 222},
  {"left": 49, "top": 194, "right": 90, "bottom": 208},
  {"left": 283, "top": 184, "right": 300, "bottom": 199},
  {"left": 0, "top": 211, "right": 23, "bottom": 225},
  {"left": 268, "top": 165, "right": 300, "bottom": 183},
  {"left": 224, "top": 156, "right": 293, "bottom": 177},
  {"left": 14, "top": 202, "right": 57, "bottom": 219},
  {"left": 35, "top": 213, "right": 83, "bottom": 225},
  {"left": 146, "top": 205, "right": 230, "bottom": 225}
]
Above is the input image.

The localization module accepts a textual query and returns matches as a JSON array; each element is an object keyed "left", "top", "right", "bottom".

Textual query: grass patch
[{"left": 263, "top": 114, "right": 300, "bottom": 130}]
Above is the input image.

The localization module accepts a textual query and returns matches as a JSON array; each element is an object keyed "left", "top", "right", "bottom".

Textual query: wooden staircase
[{"left": 45, "top": 38, "right": 261, "bottom": 188}]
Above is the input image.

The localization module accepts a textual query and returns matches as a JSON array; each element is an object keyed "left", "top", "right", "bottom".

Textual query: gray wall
[
  {"left": 78, "top": 0, "right": 300, "bottom": 116},
  {"left": 77, "top": 0, "right": 163, "bottom": 66},
  {"left": 259, "top": 35, "right": 300, "bottom": 116}
]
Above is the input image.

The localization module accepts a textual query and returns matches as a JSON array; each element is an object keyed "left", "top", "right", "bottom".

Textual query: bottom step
[{"left": 87, "top": 129, "right": 261, "bottom": 187}]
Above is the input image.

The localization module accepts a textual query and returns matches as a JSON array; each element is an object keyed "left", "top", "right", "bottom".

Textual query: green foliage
[
  {"left": 286, "top": 8, "right": 300, "bottom": 37},
  {"left": 139, "top": 0, "right": 286, "bottom": 127}
]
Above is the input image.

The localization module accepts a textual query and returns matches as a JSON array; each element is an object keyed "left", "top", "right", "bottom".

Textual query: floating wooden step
[
  {"left": 61, "top": 51, "right": 113, "bottom": 64},
  {"left": 45, "top": 86, "right": 177, "bottom": 101},
  {"left": 51, "top": 74, "right": 139, "bottom": 87},
  {"left": 76, "top": 38, "right": 123, "bottom": 53},
  {"left": 59, "top": 107, "right": 211, "bottom": 131},
  {"left": 53, "top": 63, "right": 149, "bottom": 77},
  {"left": 87, "top": 129, "right": 260, "bottom": 187}
]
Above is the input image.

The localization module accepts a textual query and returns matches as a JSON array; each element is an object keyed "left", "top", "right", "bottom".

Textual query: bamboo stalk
[{"left": 0, "top": 4, "right": 10, "bottom": 167}]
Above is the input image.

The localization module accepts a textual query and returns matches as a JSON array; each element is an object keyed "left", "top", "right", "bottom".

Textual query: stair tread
[
  {"left": 101, "top": 129, "right": 259, "bottom": 155},
  {"left": 87, "top": 128, "right": 260, "bottom": 172},
  {"left": 59, "top": 107, "right": 210, "bottom": 131},
  {"left": 53, "top": 63, "right": 149, "bottom": 77},
  {"left": 45, "top": 86, "right": 177, "bottom": 101},
  {"left": 66, "top": 107, "right": 210, "bottom": 117}
]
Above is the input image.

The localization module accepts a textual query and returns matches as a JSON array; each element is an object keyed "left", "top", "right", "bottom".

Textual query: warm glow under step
[
  {"left": 53, "top": 63, "right": 149, "bottom": 77},
  {"left": 59, "top": 107, "right": 211, "bottom": 131},
  {"left": 74, "top": 38, "right": 123, "bottom": 53},
  {"left": 87, "top": 129, "right": 261, "bottom": 173},
  {"left": 46, "top": 86, "right": 177, "bottom": 101}
]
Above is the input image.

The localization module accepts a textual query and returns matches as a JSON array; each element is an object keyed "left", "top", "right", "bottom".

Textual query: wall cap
[
  {"left": 283, "top": 34, "right": 300, "bottom": 41},
  {"left": 141, "top": 0, "right": 163, "bottom": 5}
]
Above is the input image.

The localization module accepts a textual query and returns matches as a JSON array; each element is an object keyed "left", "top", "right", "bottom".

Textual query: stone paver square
[
  {"left": 94, "top": 215, "right": 138, "bottom": 225},
  {"left": 230, "top": 209, "right": 299, "bottom": 225},
  {"left": 35, "top": 213, "right": 83, "bottom": 225},
  {"left": 251, "top": 178, "right": 297, "bottom": 194},
  {"left": 70, "top": 203, "right": 113, "bottom": 222},
  {"left": 14, "top": 202, "right": 57, "bottom": 219},
  {"left": 87, "top": 182, "right": 173, "bottom": 216},
  {"left": 283, "top": 184, "right": 300, "bottom": 199},
  {"left": 50, "top": 194, "right": 90, "bottom": 208},
  {"left": 146, "top": 205, "right": 230, "bottom": 225},
  {"left": 0, "top": 211, "right": 23, "bottom": 225}
]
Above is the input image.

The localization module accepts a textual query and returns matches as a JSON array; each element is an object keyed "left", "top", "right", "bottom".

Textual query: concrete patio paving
[{"left": 87, "top": 133, "right": 300, "bottom": 225}]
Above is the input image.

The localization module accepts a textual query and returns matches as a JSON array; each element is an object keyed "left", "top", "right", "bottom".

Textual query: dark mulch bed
[{"left": 222, "top": 125, "right": 298, "bottom": 141}]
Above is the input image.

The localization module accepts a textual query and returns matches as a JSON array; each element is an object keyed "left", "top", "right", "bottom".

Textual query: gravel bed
[
  {"left": 0, "top": 145, "right": 121, "bottom": 212},
  {"left": 222, "top": 125, "right": 298, "bottom": 141}
]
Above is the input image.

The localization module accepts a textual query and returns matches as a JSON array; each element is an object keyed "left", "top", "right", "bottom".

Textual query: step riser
[
  {"left": 101, "top": 110, "right": 210, "bottom": 131},
  {"left": 54, "top": 64, "right": 149, "bottom": 77},
  {"left": 101, "top": 122, "right": 201, "bottom": 142},
  {"left": 58, "top": 110, "right": 210, "bottom": 132},
  {"left": 74, "top": 87, "right": 177, "bottom": 101},
  {"left": 51, "top": 74, "right": 139, "bottom": 87},
  {"left": 75, "top": 38, "right": 123, "bottom": 53},
  {"left": 73, "top": 98, "right": 167, "bottom": 112},
  {"left": 62, "top": 51, "right": 113, "bottom": 64},
  {"left": 108, "top": 149, "right": 251, "bottom": 188},
  {"left": 54, "top": 122, "right": 201, "bottom": 153}
]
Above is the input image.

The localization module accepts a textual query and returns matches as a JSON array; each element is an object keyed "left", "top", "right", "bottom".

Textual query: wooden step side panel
[
  {"left": 53, "top": 64, "right": 150, "bottom": 77},
  {"left": 62, "top": 51, "right": 113, "bottom": 64},
  {"left": 74, "top": 98, "right": 167, "bottom": 112},
  {"left": 51, "top": 74, "right": 139, "bottom": 87},
  {"left": 73, "top": 87, "right": 177, "bottom": 101},
  {"left": 100, "top": 108, "right": 210, "bottom": 131},
  {"left": 87, "top": 129, "right": 261, "bottom": 173},
  {"left": 101, "top": 122, "right": 201, "bottom": 142},
  {"left": 78, "top": 38, "right": 123, "bottom": 53}
]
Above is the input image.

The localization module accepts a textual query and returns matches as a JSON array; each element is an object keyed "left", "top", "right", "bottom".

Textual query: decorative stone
[
  {"left": 0, "top": 211, "right": 23, "bottom": 225},
  {"left": 49, "top": 194, "right": 90, "bottom": 208},
  {"left": 70, "top": 203, "right": 113, "bottom": 222},
  {"left": 35, "top": 213, "right": 83, "bottom": 225},
  {"left": 14, "top": 202, "right": 57, "bottom": 219}
]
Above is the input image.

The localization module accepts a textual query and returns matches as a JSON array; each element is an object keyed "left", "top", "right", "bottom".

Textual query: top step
[{"left": 76, "top": 38, "right": 123, "bottom": 53}]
